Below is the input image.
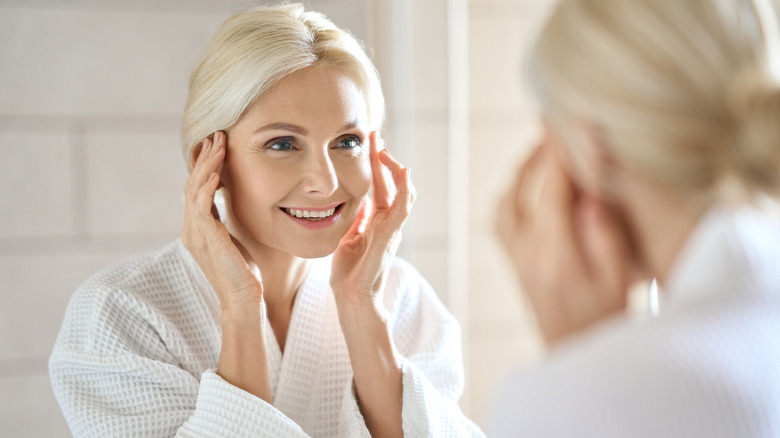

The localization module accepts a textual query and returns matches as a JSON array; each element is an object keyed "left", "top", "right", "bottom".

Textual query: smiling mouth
[{"left": 282, "top": 205, "right": 340, "bottom": 221}]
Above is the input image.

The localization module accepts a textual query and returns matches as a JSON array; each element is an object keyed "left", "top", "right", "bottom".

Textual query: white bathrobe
[
  {"left": 49, "top": 240, "right": 484, "bottom": 437},
  {"left": 489, "top": 207, "right": 780, "bottom": 437}
]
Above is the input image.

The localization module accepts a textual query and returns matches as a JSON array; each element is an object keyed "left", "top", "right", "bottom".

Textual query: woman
[
  {"left": 49, "top": 4, "right": 482, "bottom": 437},
  {"left": 491, "top": 0, "right": 780, "bottom": 436}
]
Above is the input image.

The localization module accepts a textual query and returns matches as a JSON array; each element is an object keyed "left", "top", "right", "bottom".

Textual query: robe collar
[{"left": 664, "top": 205, "right": 780, "bottom": 308}]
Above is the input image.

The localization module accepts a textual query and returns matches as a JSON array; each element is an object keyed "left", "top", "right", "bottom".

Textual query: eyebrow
[
  {"left": 254, "top": 123, "right": 309, "bottom": 135},
  {"left": 253, "top": 120, "right": 365, "bottom": 136},
  {"left": 340, "top": 121, "right": 362, "bottom": 133}
]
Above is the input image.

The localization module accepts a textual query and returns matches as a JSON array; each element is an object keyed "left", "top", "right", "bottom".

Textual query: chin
[{"left": 290, "top": 239, "right": 342, "bottom": 259}]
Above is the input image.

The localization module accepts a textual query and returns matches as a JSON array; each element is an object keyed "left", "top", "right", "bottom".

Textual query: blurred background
[{"left": 0, "top": 0, "right": 555, "bottom": 434}]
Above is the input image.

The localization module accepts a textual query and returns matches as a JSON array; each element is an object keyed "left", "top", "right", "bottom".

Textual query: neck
[
  {"left": 617, "top": 178, "right": 707, "bottom": 288},
  {"left": 223, "top": 213, "right": 310, "bottom": 320}
]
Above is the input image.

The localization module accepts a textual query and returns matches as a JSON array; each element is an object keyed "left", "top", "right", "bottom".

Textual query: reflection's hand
[
  {"left": 181, "top": 131, "right": 263, "bottom": 316},
  {"left": 496, "top": 138, "right": 639, "bottom": 346},
  {"left": 330, "top": 132, "right": 416, "bottom": 311}
]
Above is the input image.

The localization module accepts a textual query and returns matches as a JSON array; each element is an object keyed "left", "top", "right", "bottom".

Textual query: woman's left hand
[
  {"left": 330, "top": 132, "right": 416, "bottom": 312},
  {"left": 330, "top": 132, "right": 414, "bottom": 438}
]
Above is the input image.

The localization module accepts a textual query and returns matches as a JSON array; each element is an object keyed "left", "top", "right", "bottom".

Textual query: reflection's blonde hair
[
  {"left": 181, "top": 3, "right": 384, "bottom": 171},
  {"left": 530, "top": 0, "right": 780, "bottom": 202}
]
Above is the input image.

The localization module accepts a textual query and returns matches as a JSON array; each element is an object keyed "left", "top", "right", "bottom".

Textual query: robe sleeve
[
  {"left": 49, "top": 284, "right": 309, "bottom": 438},
  {"left": 337, "top": 258, "right": 486, "bottom": 437}
]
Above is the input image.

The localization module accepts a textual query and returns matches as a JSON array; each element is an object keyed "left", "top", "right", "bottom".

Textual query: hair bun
[{"left": 725, "top": 66, "right": 780, "bottom": 197}]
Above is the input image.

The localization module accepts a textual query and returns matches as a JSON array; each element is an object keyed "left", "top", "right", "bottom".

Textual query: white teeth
[{"left": 285, "top": 207, "right": 337, "bottom": 220}]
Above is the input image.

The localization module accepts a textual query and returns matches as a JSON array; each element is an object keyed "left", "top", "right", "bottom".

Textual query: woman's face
[{"left": 222, "top": 65, "right": 372, "bottom": 259}]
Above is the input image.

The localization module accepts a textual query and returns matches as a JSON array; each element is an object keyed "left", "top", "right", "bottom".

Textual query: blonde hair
[
  {"left": 181, "top": 3, "right": 385, "bottom": 171},
  {"left": 529, "top": 0, "right": 780, "bottom": 202}
]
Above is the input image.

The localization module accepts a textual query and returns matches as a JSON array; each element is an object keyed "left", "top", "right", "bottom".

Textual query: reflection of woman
[
  {"left": 492, "top": 0, "right": 780, "bottom": 436},
  {"left": 50, "top": 5, "right": 482, "bottom": 437}
]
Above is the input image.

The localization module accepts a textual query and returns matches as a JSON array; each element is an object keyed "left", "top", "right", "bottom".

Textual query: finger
[
  {"left": 498, "top": 143, "right": 547, "bottom": 231},
  {"left": 527, "top": 149, "right": 582, "bottom": 297},
  {"left": 345, "top": 197, "right": 371, "bottom": 238},
  {"left": 495, "top": 189, "right": 519, "bottom": 245},
  {"left": 370, "top": 132, "right": 392, "bottom": 210},
  {"left": 187, "top": 136, "right": 226, "bottom": 204},
  {"left": 495, "top": 143, "right": 540, "bottom": 245},
  {"left": 537, "top": 147, "right": 577, "bottom": 240},
  {"left": 519, "top": 142, "right": 551, "bottom": 198},
  {"left": 381, "top": 156, "right": 414, "bottom": 223},
  {"left": 187, "top": 138, "right": 214, "bottom": 192},
  {"left": 377, "top": 147, "right": 404, "bottom": 173},
  {"left": 378, "top": 148, "right": 414, "bottom": 206},
  {"left": 576, "top": 196, "right": 633, "bottom": 308},
  {"left": 192, "top": 138, "right": 210, "bottom": 168},
  {"left": 185, "top": 138, "right": 212, "bottom": 200},
  {"left": 399, "top": 168, "right": 415, "bottom": 218},
  {"left": 495, "top": 142, "right": 550, "bottom": 242},
  {"left": 195, "top": 172, "right": 221, "bottom": 220},
  {"left": 212, "top": 131, "right": 227, "bottom": 178}
]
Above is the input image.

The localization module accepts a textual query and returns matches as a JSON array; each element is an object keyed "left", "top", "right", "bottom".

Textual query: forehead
[{"left": 243, "top": 65, "right": 368, "bottom": 132}]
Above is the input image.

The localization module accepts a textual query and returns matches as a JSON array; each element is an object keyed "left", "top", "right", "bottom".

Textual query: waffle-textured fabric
[
  {"left": 50, "top": 240, "right": 484, "bottom": 437},
  {"left": 488, "top": 207, "right": 780, "bottom": 437}
]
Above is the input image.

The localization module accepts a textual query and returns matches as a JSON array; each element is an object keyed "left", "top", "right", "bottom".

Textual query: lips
[
  {"left": 280, "top": 203, "right": 344, "bottom": 230},
  {"left": 283, "top": 206, "right": 337, "bottom": 220},
  {"left": 281, "top": 203, "right": 344, "bottom": 222}
]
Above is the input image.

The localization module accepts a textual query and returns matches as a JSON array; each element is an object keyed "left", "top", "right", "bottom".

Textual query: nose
[{"left": 301, "top": 148, "right": 338, "bottom": 197}]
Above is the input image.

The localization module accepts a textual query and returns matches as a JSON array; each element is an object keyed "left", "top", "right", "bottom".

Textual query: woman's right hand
[
  {"left": 181, "top": 131, "right": 264, "bottom": 318},
  {"left": 182, "top": 131, "right": 270, "bottom": 401}
]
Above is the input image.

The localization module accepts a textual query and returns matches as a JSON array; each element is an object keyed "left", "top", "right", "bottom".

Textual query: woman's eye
[
  {"left": 267, "top": 138, "right": 294, "bottom": 151},
  {"left": 337, "top": 136, "right": 362, "bottom": 149}
]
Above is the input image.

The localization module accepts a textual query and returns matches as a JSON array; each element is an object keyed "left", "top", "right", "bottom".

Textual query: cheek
[
  {"left": 336, "top": 154, "right": 371, "bottom": 198},
  {"left": 356, "top": 155, "right": 373, "bottom": 197},
  {"left": 222, "top": 155, "right": 291, "bottom": 207}
]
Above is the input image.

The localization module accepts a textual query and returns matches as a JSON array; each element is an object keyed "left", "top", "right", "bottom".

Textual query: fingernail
[{"left": 219, "top": 132, "right": 227, "bottom": 149}]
